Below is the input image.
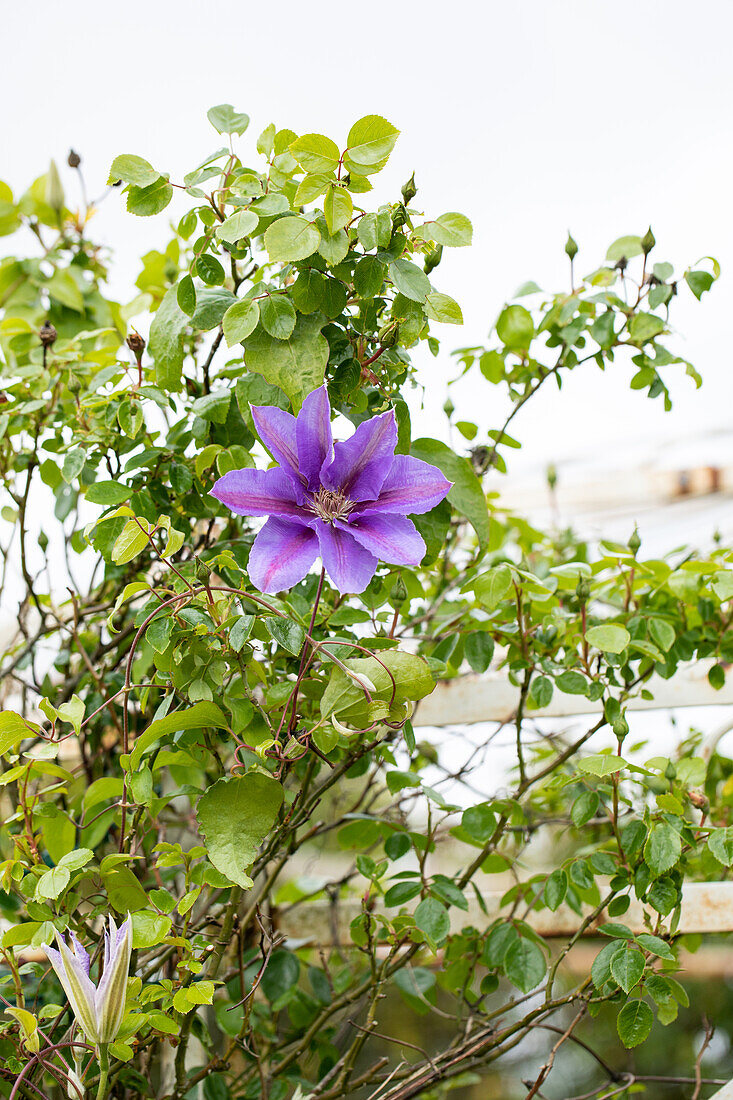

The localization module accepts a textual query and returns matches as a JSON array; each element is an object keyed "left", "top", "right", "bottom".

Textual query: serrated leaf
[
  {"left": 223, "top": 299, "right": 260, "bottom": 347},
  {"left": 216, "top": 210, "right": 259, "bottom": 244},
  {"left": 644, "top": 822, "right": 682, "bottom": 878},
  {"left": 264, "top": 216, "right": 320, "bottom": 263},
  {"left": 585, "top": 624, "right": 630, "bottom": 653},
  {"left": 617, "top": 999, "right": 653, "bottom": 1048}
]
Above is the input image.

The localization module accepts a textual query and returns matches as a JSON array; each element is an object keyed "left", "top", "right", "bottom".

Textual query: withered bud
[
  {"left": 126, "top": 331, "right": 146, "bottom": 358},
  {"left": 67, "top": 149, "right": 81, "bottom": 169},
  {"left": 39, "top": 322, "right": 57, "bottom": 348}
]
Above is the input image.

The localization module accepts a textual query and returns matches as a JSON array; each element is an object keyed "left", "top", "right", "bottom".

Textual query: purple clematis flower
[
  {"left": 44, "top": 916, "right": 132, "bottom": 1047},
  {"left": 210, "top": 387, "right": 452, "bottom": 594}
]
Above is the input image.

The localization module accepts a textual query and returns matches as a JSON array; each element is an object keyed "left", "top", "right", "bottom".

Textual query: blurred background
[{"left": 2, "top": 2, "right": 732, "bottom": 1095}]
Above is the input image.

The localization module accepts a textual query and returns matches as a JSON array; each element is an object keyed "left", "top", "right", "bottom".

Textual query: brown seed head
[{"left": 39, "top": 322, "right": 57, "bottom": 348}]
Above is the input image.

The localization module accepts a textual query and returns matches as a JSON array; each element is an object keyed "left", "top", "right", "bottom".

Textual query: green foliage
[{"left": 0, "top": 106, "right": 728, "bottom": 1100}]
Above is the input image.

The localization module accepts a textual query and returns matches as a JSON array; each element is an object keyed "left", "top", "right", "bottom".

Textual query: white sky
[{"left": 1, "top": 0, "right": 732, "bottom": 478}]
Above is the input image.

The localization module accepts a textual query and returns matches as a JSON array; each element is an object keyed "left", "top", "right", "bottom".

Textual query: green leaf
[
  {"left": 266, "top": 618, "right": 305, "bottom": 656},
  {"left": 556, "top": 671, "right": 589, "bottom": 696},
  {"left": 108, "top": 154, "right": 159, "bottom": 188},
  {"left": 130, "top": 701, "right": 228, "bottom": 770},
  {"left": 215, "top": 210, "right": 259, "bottom": 244},
  {"left": 606, "top": 235, "right": 643, "bottom": 262},
  {"left": 617, "top": 999, "right": 653, "bottom": 1048},
  {"left": 61, "top": 448, "right": 85, "bottom": 484},
  {"left": 635, "top": 934, "right": 674, "bottom": 960},
  {"left": 320, "top": 650, "right": 435, "bottom": 724},
  {"left": 86, "top": 481, "right": 132, "bottom": 508},
  {"left": 610, "top": 945, "right": 644, "bottom": 993},
  {"left": 223, "top": 299, "right": 260, "bottom": 347},
  {"left": 644, "top": 822, "right": 682, "bottom": 878},
  {"left": 243, "top": 312, "right": 329, "bottom": 412},
  {"left": 149, "top": 283, "right": 188, "bottom": 391},
  {"left": 685, "top": 269, "right": 715, "bottom": 300},
  {"left": 192, "top": 287, "right": 236, "bottom": 331},
  {"left": 196, "top": 772, "right": 284, "bottom": 889},
  {"left": 112, "top": 520, "right": 149, "bottom": 565},
  {"left": 0, "top": 712, "right": 39, "bottom": 754},
  {"left": 425, "top": 291, "right": 463, "bottom": 325},
  {"left": 261, "top": 950, "right": 300, "bottom": 1001},
  {"left": 264, "top": 216, "right": 320, "bottom": 263},
  {"left": 628, "top": 312, "right": 665, "bottom": 343},
  {"left": 132, "top": 911, "right": 172, "bottom": 949},
  {"left": 414, "top": 897, "right": 450, "bottom": 945},
  {"left": 126, "top": 177, "right": 173, "bottom": 217},
  {"left": 353, "top": 256, "right": 385, "bottom": 298},
  {"left": 389, "top": 259, "right": 431, "bottom": 304},
  {"left": 544, "top": 869, "right": 567, "bottom": 911},
  {"left": 577, "top": 754, "right": 626, "bottom": 777},
  {"left": 324, "top": 184, "right": 353, "bottom": 234},
  {"left": 648, "top": 619, "right": 675, "bottom": 652},
  {"left": 496, "top": 305, "right": 534, "bottom": 350},
  {"left": 410, "top": 438, "right": 489, "bottom": 548},
  {"left": 504, "top": 939, "right": 546, "bottom": 993},
  {"left": 207, "top": 104, "right": 250, "bottom": 135},
  {"left": 47, "top": 269, "right": 84, "bottom": 313},
  {"left": 585, "top": 624, "right": 630, "bottom": 653},
  {"left": 343, "top": 115, "right": 400, "bottom": 176},
  {"left": 531, "top": 676, "right": 553, "bottom": 708},
  {"left": 36, "top": 865, "right": 70, "bottom": 900},
  {"left": 708, "top": 826, "right": 733, "bottom": 866},
  {"left": 571, "top": 790, "right": 599, "bottom": 828},
  {"left": 259, "top": 294, "right": 296, "bottom": 340},
  {"left": 473, "top": 565, "right": 513, "bottom": 610},
  {"left": 289, "top": 133, "right": 341, "bottom": 175},
  {"left": 56, "top": 695, "right": 84, "bottom": 736},
  {"left": 418, "top": 212, "right": 473, "bottom": 248},
  {"left": 464, "top": 632, "right": 494, "bottom": 674},
  {"left": 196, "top": 254, "right": 225, "bottom": 286},
  {"left": 191, "top": 389, "right": 231, "bottom": 424}
]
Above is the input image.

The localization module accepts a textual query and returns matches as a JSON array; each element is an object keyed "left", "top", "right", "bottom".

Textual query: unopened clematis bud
[{"left": 43, "top": 915, "right": 132, "bottom": 1049}]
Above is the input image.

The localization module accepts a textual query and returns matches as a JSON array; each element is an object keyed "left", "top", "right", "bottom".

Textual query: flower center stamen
[{"left": 309, "top": 487, "right": 354, "bottom": 524}]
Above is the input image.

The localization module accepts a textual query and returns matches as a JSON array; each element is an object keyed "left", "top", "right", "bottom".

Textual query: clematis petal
[
  {"left": 54, "top": 935, "right": 99, "bottom": 1043},
  {"left": 353, "top": 455, "right": 452, "bottom": 516},
  {"left": 68, "top": 930, "right": 91, "bottom": 976},
  {"left": 250, "top": 404, "right": 304, "bottom": 488},
  {"left": 95, "top": 917, "right": 133, "bottom": 1044},
  {"left": 316, "top": 524, "right": 378, "bottom": 593},
  {"left": 248, "top": 518, "right": 319, "bottom": 593},
  {"left": 341, "top": 513, "right": 426, "bottom": 566},
  {"left": 322, "top": 411, "right": 398, "bottom": 502},
  {"left": 210, "top": 467, "right": 308, "bottom": 519},
  {"left": 296, "top": 386, "right": 333, "bottom": 490}
]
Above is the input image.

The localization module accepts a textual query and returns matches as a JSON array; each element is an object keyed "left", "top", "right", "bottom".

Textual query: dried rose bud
[
  {"left": 39, "top": 322, "right": 57, "bottom": 348},
  {"left": 126, "top": 331, "right": 146, "bottom": 357},
  {"left": 67, "top": 149, "right": 81, "bottom": 169}
]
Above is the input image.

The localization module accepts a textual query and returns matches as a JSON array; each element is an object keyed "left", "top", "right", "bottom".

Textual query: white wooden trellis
[{"left": 280, "top": 660, "right": 733, "bottom": 943}]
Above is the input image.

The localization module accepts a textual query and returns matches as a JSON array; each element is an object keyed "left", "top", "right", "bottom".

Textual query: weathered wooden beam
[
  {"left": 414, "top": 663, "right": 733, "bottom": 728},
  {"left": 279, "top": 882, "right": 733, "bottom": 944}
]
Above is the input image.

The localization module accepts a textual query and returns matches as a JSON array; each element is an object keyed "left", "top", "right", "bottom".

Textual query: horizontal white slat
[
  {"left": 279, "top": 882, "right": 733, "bottom": 945},
  {"left": 415, "top": 663, "right": 733, "bottom": 727}
]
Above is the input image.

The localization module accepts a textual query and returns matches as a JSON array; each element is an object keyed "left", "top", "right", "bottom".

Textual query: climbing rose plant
[{"left": 0, "top": 105, "right": 730, "bottom": 1100}]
